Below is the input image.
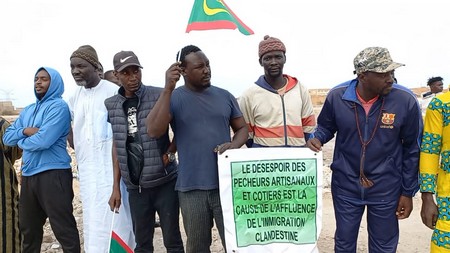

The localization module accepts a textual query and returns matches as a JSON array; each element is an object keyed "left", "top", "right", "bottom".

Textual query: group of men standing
[
  {"left": 0, "top": 42, "right": 247, "bottom": 253},
  {"left": 0, "top": 35, "right": 448, "bottom": 253}
]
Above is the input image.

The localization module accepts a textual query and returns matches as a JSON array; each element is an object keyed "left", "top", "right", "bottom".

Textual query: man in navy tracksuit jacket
[{"left": 307, "top": 47, "right": 422, "bottom": 253}]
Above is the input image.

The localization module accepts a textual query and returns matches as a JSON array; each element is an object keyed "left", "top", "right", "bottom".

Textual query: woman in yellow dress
[{"left": 420, "top": 90, "right": 450, "bottom": 252}]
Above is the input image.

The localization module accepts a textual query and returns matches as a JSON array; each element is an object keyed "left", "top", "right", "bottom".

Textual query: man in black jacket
[{"left": 105, "top": 50, "right": 184, "bottom": 253}]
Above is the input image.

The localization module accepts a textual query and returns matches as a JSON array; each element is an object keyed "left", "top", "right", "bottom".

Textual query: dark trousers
[
  {"left": 128, "top": 178, "right": 184, "bottom": 253},
  {"left": 20, "top": 169, "right": 80, "bottom": 253},
  {"left": 178, "top": 189, "right": 226, "bottom": 253},
  {"left": 333, "top": 193, "right": 399, "bottom": 253}
]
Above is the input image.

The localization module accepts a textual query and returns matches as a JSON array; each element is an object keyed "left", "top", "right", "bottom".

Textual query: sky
[{"left": 1, "top": 0, "right": 450, "bottom": 107}]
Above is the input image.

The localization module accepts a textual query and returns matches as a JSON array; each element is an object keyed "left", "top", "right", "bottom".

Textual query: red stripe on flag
[
  {"left": 186, "top": 20, "right": 239, "bottom": 32},
  {"left": 111, "top": 231, "right": 133, "bottom": 253}
]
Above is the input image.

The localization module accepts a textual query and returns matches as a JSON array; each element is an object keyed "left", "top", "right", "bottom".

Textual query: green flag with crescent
[{"left": 186, "top": 0, "right": 254, "bottom": 35}]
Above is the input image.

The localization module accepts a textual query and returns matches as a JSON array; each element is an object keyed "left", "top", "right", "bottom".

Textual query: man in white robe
[{"left": 68, "top": 45, "right": 135, "bottom": 252}]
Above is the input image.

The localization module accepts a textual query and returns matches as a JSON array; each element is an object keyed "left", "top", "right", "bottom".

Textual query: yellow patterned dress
[{"left": 420, "top": 92, "right": 450, "bottom": 252}]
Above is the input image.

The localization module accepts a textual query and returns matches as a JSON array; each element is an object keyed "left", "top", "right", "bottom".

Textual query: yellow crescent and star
[{"left": 203, "top": 0, "right": 230, "bottom": 15}]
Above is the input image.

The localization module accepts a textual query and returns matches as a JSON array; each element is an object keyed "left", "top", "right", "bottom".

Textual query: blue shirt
[
  {"left": 3, "top": 67, "right": 71, "bottom": 176},
  {"left": 170, "top": 85, "right": 242, "bottom": 191}
]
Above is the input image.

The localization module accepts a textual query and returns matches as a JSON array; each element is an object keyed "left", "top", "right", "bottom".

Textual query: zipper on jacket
[
  {"left": 360, "top": 152, "right": 366, "bottom": 200},
  {"left": 360, "top": 111, "right": 370, "bottom": 200},
  {"left": 123, "top": 95, "right": 144, "bottom": 193},
  {"left": 137, "top": 96, "right": 144, "bottom": 194},
  {"left": 280, "top": 94, "right": 288, "bottom": 146},
  {"left": 355, "top": 99, "right": 385, "bottom": 199}
]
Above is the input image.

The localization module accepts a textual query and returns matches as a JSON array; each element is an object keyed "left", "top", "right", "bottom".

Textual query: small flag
[
  {"left": 186, "top": 0, "right": 254, "bottom": 35},
  {"left": 109, "top": 210, "right": 134, "bottom": 253},
  {"left": 110, "top": 231, "right": 133, "bottom": 253}
]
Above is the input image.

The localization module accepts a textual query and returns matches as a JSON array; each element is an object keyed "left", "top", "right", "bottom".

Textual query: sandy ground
[
  {"left": 40, "top": 183, "right": 432, "bottom": 253},
  {"left": 37, "top": 140, "right": 432, "bottom": 253},
  {"left": 317, "top": 191, "right": 431, "bottom": 253}
]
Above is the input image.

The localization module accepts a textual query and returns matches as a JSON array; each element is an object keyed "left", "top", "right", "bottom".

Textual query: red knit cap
[{"left": 258, "top": 35, "right": 286, "bottom": 58}]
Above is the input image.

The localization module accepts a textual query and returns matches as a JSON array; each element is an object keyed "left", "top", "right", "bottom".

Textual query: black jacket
[{"left": 105, "top": 84, "right": 177, "bottom": 189}]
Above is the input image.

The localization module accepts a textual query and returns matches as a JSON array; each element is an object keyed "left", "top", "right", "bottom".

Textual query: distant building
[
  {"left": 0, "top": 89, "right": 22, "bottom": 115},
  {"left": 307, "top": 87, "right": 437, "bottom": 107},
  {"left": 0, "top": 101, "right": 21, "bottom": 115}
]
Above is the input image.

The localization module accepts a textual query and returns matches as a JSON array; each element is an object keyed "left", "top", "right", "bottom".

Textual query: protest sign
[{"left": 218, "top": 148, "right": 323, "bottom": 253}]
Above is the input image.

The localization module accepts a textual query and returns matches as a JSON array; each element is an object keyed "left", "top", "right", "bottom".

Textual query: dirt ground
[
  {"left": 39, "top": 182, "right": 431, "bottom": 253},
  {"left": 37, "top": 139, "right": 432, "bottom": 253}
]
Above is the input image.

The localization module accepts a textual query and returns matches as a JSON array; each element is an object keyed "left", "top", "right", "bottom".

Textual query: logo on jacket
[{"left": 381, "top": 113, "right": 395, "bottom": 128}]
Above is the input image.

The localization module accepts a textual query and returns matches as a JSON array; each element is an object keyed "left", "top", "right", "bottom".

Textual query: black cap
[{"left": 113, "top": 51, "right": 143, "bottom": 72}]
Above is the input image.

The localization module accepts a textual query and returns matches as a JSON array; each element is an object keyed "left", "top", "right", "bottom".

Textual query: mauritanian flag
[
  {"left": 186, "top": 0, "right": 254, "bottom": 35},
  {"left": 110, "top": 231, "right": 133, "bottom": 253},
  {"left": 109, "top": 211, "right": 134, "bottom": 253}
]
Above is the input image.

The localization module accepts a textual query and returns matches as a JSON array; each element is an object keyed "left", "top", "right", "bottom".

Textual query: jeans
[{"left": 128, "top": 178, "right": 184, "bottom": 253}]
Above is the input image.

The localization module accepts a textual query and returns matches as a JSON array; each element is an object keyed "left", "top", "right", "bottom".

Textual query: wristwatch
[{"left": 166, "top": 152, "right": 176, "bottom": 163}]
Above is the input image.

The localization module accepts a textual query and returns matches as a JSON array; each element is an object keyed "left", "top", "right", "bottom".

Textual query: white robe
[
  {"left": 68, "top": 80, "right": 135, "bottom": 252},
  {"left": 420, "top": 91, "right": 441, "bottom": 117}
]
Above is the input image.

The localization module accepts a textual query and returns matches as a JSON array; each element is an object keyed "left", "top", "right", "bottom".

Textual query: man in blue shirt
[{"left": 146, "top": 45, "right": 248, "bottom": 253}]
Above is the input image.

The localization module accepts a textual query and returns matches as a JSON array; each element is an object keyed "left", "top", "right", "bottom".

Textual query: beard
[
  {"left": 267, "top": 69, "right": 282, "bottom": 79},
  {"left": 36, "top": 92, "right": 44, "bottom": 100},
  {"left": 75, "top": 80, "right": 87, "bottom": 87}
]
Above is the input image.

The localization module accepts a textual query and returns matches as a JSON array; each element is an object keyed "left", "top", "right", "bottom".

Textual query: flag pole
[{"left": 107, "top": 208, "right": 118, "bottom": 253}]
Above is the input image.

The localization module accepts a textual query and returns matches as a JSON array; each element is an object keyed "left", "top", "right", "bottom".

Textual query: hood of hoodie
[
  {"left": 34, "top": 67, "right": 64, "bottom": 102},
  {"left": 254, "top": 74, "right": 298, "bottom": 93}
]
